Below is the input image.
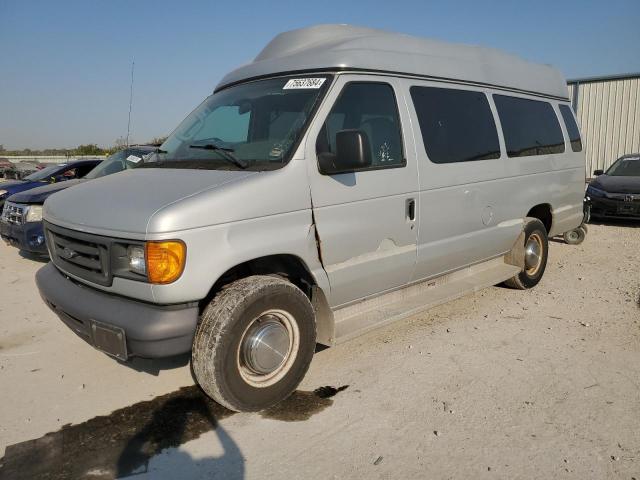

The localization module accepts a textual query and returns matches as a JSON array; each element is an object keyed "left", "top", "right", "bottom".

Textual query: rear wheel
[
  {"left": 192, "top": 275, "right": 316, "bottom": 412},
  {"left": 504, "top": 218, "right": 548, "bottom": 290}
]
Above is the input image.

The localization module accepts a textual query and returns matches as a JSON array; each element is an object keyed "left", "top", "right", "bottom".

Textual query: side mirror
[
  {"left": 593, "top": 169, "right": 604, "bottom": 176},
  {"left": 318, "top": 129, "right": 372, "bottom": 175}
]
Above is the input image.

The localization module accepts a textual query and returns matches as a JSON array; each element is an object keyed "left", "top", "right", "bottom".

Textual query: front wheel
[
  {"left": 192, "top": 275, "right": 316, "bottom": 412},
  {"left": 504, "top": 218, "right": 549, "bottom": 290}
]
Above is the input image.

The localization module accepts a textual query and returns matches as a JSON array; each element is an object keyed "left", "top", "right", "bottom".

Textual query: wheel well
[
  {"left": 527, "top": 204, "right": 553, "bottom": 233},
  {"left": 200, "top": 254, "right": 316, "bottom": 312}
]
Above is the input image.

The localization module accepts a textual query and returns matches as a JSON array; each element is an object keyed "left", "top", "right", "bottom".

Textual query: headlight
[
  {"left": 146, "top": 241, "right": 186, "bottom": 284},
  {"left": 0, "top": 190, "right": 7, "bottom": 197},
  {"left": 25, "top": 205, "right": 43, "bottom": 222},
  {"left": 127, "top": 245, "right": 146, "bottom": 276},
  {"left": 586, "top": 185, "right": 606, "bottom": 198},
  {"left": 126, "top": 241, "right": 186, "bottom": 284}
]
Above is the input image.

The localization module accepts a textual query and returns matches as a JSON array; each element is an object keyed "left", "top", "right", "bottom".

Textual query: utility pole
[{"left": 126, "top": 60, "right": 135, "bottom": 146}]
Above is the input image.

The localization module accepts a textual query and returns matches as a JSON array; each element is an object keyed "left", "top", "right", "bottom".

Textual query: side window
[
  {"left": 316, "top": 82, "right": 404, "bottom": 170},
  {"left": 559, "top": 104, "right": 583, "bottom": 152},
  {"left": 76, "top": 164, "right": 96, "bottom": 178},
  {"left": 410, "top": 86, "right": 500, "bottom": 163},
  {"left": 61, "top": 168, "right": 77, "bottom": 179},
  {"left": 493, "top": 95, "right": 565, "bottom": 157}
]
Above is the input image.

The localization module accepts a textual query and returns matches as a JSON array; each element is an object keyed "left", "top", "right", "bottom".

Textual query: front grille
[
  {"left": 606, "top": 192, "right": 640, "bottom": 202},
  {"left": 45, "top": 222, "right": 112, "bottom": 286},
  {"left": 1, "top": 202, "right": 27, "bottom": 225}
]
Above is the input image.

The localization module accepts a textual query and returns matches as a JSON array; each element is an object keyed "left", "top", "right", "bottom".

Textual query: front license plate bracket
[{"left": 90, "top": 320, "right": 128, "bottom": 360}]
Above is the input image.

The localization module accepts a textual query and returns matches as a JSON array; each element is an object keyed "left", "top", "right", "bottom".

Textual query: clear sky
[{"left": 1, "top": 0, "right": 639, "bottom": 150}]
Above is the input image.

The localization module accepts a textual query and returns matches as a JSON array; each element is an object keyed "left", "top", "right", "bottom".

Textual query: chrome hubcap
[
  {"left": 238, "top": 309, "right": 299, "bottom": 388},
  {"left": 524, "top": 233, "right": 543, "bottom": 275},
  {"left": 242, "top": 316, "right": 290, "bottom": 375}
]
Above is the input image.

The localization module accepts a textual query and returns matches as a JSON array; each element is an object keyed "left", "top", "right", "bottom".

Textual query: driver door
[{"left": 306, "top": 76, "right": 419, "bottom": 308}]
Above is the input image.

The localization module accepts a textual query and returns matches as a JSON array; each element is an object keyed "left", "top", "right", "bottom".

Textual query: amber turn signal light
[{"left": 145, "top": 240, "right": 186, "bottom": 284}]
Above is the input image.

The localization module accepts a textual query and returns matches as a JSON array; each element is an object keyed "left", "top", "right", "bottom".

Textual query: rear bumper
[
  {"left": 0, "top": 220, "right": 48, "bottom": 254},
  {"left": 590, "top": 196, "right": 640, "bottom": 220},
  {"left": 35, "top": 263, "right": 199, "bottom": 359}
]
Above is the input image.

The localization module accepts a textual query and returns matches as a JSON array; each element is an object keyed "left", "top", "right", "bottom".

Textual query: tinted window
[
  {"left": 316, "top": 83, "right": 404, "bottom": 169},
  {"left": 410, "top": 86, "right": 500, "bottom": 164},
  {"left": 559, "top": 104, "right": 582, "bottom": 152},
  {"left": 494, "top": 95, "right": 565, "bottom": 157}
]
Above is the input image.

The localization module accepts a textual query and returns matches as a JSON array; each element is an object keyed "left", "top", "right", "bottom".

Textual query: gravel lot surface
[{"left": 0, "top": 222, "right": 638, "bottom": 479}]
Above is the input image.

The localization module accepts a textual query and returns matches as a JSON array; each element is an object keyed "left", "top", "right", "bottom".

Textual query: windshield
[
  {"left": 24, "top": 164, "right": 66, "bottom": 181},
  {"left": 84, "top": 149, "right": 150, "bottom": 179},
  {"left": 142, "top": 75, "right": 331, "bottom": 171},
  {"left": 606, "top": 156, "right": 640, "bottom": 176}
]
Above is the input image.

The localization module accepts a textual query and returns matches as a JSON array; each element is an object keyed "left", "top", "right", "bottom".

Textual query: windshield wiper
[{"left": 189, "top": 144, "right": 248, "bottom": 169}]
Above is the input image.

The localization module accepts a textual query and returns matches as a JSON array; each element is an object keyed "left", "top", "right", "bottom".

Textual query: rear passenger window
[
  {"left": 493, "top": 95, "right": 565, "bottom": 157},
  {"left": 410, "top": 86, "right": 500, "bottom": 164},
  {"left": 316, "top": 82, "right": 404, "bottom": 169},
  {"left": 559, "top": 104, "right": 583, "bottom": 152}
]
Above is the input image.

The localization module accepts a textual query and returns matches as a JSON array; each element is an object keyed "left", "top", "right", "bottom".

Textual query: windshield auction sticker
[{"left": 283, "top": 78, "right": 326, "bottom": 89}]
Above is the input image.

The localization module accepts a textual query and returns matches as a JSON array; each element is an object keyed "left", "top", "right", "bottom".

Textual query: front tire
[
  {"left": 504, "top": 218, "right": 549, "bottom": 290},
  {"left": 192, "top": 275, "right": 316, "bottom": 412}
]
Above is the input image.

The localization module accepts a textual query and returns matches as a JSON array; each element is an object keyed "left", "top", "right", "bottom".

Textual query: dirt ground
[{"left": 0, "top": 222, "right": 638, "bottom": 479}]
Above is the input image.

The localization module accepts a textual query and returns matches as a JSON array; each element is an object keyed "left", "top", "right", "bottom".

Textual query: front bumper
[
  {"left": 0, "top": 220, "right": 48, "bottom": 254},
  {"left": 589, "top": 196, "right": 640, "bottom": 220},
  {"left": 35, "top": 263, "right": 200, "bottom": 359}
]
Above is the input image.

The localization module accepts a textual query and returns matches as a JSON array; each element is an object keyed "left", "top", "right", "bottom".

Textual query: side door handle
[{"left": 406, "top": 198, "right": 416, "bottom": 221}]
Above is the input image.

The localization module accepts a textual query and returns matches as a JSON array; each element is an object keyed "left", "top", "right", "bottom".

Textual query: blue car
[
  {"left": 0, "top": 148, "right": 155, "bottom": 254},
  {"left": 0, "top": 160, "right": 101, "bottom": 211}
]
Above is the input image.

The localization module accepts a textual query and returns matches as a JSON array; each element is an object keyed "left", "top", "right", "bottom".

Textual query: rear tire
[
  {"left": 563, "top": 227, "right": 586, "bottom": 245},
  {"left": 192, "top": 275, "right": 316, "bottom": 412},
  {"left": 504, "top": 218, "right": 548, "bottom": 290}
]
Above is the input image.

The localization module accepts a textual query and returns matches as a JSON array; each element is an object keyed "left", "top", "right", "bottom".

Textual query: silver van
[{"left": 36, "top": 25, "right": 585, "bottom": 412}]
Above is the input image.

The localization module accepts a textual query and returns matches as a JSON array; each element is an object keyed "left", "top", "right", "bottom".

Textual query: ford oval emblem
[{"left": 61, "top": 247, "right": 78, "bottom": 259}]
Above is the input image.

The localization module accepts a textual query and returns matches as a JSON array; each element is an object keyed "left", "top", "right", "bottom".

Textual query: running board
[{"left": 332, "top": 257, "right": 520, "bottom": 344}]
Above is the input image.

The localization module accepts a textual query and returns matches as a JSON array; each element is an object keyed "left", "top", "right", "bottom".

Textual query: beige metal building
[{"left": 568, "top": 73, "right": 640, "bottom": 176}]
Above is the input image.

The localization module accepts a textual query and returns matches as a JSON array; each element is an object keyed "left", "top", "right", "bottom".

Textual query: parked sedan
[
  {"left": 1, "top": 147, "right": 155, "bottom": 254},
  {"left": 587, "top": 154, "right": 640, "bottom": 220},
  {"left": 0, "top": 159, "right": 13, "bottom": 178},
  {"left": 3, "top": 162, "right": 40, "bottom": 180}
]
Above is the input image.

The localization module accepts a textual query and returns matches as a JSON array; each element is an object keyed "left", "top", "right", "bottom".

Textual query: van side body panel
[{"left": 400, "top": 78, "right": 583, "bottom": 283}]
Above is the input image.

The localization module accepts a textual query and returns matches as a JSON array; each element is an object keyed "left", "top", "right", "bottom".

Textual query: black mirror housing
[
  {"left": 318, "top": 129, "right": 372, "bottom": 175},
  {"left": 593, "top": 169, "right": 604, "bottom": 176}
]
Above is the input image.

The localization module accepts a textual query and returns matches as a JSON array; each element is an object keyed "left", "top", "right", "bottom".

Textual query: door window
[{"left": 316, "top": 82, "right": 405, "bottom": 170}]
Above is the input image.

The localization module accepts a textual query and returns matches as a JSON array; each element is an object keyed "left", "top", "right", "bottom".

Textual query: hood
[
  {"left": 591, "top": 175, "right": 640, "bottom": 194},
  {"left": 9, "top": 179, "right": 85, "bottom": 204},
  {"left": 0, "top": 179, "right": 45, "bottom": 196},
  {"left": 44, "top": 168, "right": 256, "bottom": 236}
]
